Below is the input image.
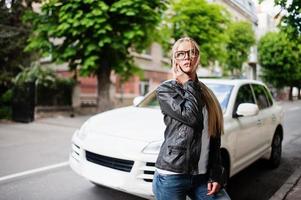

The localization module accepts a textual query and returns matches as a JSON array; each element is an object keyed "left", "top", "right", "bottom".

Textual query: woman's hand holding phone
[{"left": 172, "top": 64, "right": 191, "bottom": 85}]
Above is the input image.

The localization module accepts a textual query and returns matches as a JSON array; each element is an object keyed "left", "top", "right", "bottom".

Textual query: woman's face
[{"left": 174, "top": 41, "right": 199, "bottom": 74}]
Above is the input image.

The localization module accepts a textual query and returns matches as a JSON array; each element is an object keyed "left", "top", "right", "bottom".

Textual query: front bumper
[{"left": 69, "top": 135, "right": 157, "bottom": 199}]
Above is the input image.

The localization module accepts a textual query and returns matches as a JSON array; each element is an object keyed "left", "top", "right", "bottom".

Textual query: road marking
[
  {"left": 0, "top": 161, "right": 68, "bottom": 182},
  {"left": 288, "top": 107, "right": 301, "bottom": 111}
]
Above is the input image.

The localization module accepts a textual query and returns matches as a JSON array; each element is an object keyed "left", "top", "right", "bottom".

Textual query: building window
[
  {"left": 139, "top": 80, "right": 150, "bottom": 95},
  {"left": 248, "top": 1, "right": 253, "bottom": 8}
]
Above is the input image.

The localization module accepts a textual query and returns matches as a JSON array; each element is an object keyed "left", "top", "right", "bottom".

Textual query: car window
[
  {"left": 263, "top": 87, "right": 274, "bottom": 106},
  {"left": 138, "top": 83, "right": 233, "bottom": 113},
  {"left": 233, "top": 84, "right": 255, "bottom": 114},
  {"left": 252, "top": 84, "right": 270, "bottom": 110}
]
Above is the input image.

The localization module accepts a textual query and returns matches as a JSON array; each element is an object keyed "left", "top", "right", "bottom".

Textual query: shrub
[
  {"left": 14, "top": 64, "right": 75, "bottom": 106},
  {"left": 0, "top": 89, "right": 13, "bottom": 119}
]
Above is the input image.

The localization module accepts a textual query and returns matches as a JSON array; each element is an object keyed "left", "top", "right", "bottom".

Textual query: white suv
[{"left": 69, "top": 79, "right": 284, "bottom": 199}]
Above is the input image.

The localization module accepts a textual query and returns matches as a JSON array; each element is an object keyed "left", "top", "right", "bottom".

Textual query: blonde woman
[{"left": 152, "top": 37, "right": 231, "bottom": 200}]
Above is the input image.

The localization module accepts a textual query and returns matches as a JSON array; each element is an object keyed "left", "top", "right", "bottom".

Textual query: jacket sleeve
[
  {"left": 208, "top": 135, "right": 225, "bottom": 186},
  {"left": 156, "top": 80, "right": 203, "bottom": 128}
]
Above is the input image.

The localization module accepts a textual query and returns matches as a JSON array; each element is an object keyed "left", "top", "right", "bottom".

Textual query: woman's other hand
[{"left": 207, "top": 182, "right": 221, "bottom": 195}]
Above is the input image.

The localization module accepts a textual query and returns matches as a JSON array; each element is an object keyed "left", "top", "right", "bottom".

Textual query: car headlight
[
  {"left": 142, "top": 141, "right": 163, "bottom": 154},
  {"left": 76, "top": 120, "right": 89, "bottom": 140}
]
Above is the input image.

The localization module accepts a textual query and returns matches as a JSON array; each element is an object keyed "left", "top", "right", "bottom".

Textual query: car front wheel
[{"left": 269, "top": 132, "right": 282, "bottom": 168}]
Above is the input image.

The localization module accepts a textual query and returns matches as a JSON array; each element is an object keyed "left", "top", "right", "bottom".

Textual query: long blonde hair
[{"left": 172, "top": 37, "right": 224, "bottom": 137}]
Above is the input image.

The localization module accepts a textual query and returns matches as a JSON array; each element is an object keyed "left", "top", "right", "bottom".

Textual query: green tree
[
  {"left": 258, "top": 31, "right": 301, "bottom": 100},
  {"left": 0, "top": 0, "right": 36, "bottom": 94},
  {"left": 258, "top": 0, "right": 300, "bottom": 35},
  {"left": 293, "top": 36, "right": 301, "bottom": 99},
  {"left": 25, "top": 0, "right": 167, "bottom": 111},
  {"left": 274, "top": 0, "right": 301, "bottom": 36},
  {"left": 274, "top": 0, "right": 301, "bottom": 99},
  {"left": 225, "top": 21, "right": 255, "bottom": 75},
  {"left": 162, "top": 0, "right": 230, "bottom": 66}
]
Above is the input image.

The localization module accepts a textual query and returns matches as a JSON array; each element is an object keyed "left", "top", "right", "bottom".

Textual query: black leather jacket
[{"left": 155, "top": 79, "right": 224, "bottom": 185}]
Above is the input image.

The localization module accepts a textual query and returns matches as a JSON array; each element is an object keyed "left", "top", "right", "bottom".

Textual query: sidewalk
[{"left": 269, "top": 167, "right": 301, "bottom": 200}]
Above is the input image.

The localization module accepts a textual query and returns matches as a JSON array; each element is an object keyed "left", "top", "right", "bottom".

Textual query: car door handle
[{"left": 257, "top": 119, "right": 263, "bottom": 126}]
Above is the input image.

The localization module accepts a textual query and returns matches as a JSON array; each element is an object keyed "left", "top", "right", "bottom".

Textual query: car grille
[
  {"left": 143, "top": 162, "right": 156, "bottom": 182},
  {"left": 85, "top": 151, "right": 134, "bottom": 172}
]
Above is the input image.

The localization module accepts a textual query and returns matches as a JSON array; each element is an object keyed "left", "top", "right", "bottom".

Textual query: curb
[{"left": 269, "top": 167, "right": 301, "bottom": 200}]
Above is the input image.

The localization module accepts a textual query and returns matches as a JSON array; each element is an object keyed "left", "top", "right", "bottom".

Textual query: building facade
[{"left": 113, "top": 43, "right": 171, "bottom": 106}]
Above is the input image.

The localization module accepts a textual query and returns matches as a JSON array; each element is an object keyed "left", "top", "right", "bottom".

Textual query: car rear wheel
[{"left": 269, "top": 132, "right": 282, "bottom": 168}]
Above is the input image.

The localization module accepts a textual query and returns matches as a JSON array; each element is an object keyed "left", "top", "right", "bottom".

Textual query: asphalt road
[{"left": 0, "top": 100, "right": 301, "bottom": 200}]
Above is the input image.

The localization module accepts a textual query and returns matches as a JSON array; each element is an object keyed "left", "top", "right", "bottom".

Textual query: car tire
[{"left": 269, "top": 132, "right": 282, "bottom": 168}]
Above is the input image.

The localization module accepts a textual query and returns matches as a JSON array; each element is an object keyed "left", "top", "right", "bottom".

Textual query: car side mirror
[
  {"left": 235, "top": 103, "right": 259, "bottom": 117},
  {"left": 133, "top": 96, "right": 144, "bottom": 106}
]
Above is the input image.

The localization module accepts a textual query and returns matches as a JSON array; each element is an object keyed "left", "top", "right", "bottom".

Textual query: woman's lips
[{"left": 183, "top": 62, "right": 190, "bottom": 67}]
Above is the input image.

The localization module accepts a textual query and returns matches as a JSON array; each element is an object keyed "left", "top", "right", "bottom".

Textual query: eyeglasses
[{"left": 174, "top": 49, "right": 199, "bottom": 60}]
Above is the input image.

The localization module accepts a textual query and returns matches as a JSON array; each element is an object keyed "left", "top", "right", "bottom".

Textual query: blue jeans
[{"left": 152, "top": 171, "right": 231, "bottom": 200}]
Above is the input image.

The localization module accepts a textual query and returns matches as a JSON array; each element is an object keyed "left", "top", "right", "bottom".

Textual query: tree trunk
[
  {"left": 72, "top": 81, "right": 81, "bottom": 109},
  {"left": 298, "top": 87, "right": 301, "bottom": 100},
  {"left": 96, "top": 61, "right": 114, "bottom": 112},
  {"left": 289, "top": 86, "right": 293, "bottom": 101}
]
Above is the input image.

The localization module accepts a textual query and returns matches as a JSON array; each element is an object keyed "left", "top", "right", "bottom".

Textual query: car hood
[{"left": 85, "top": 106, "right": 165, "bottom": 142}]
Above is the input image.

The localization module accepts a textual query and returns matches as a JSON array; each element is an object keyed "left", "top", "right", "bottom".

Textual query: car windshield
[
  {"left": 138, "top": 83, "right": 233, "bottom": 113},
  {"left": 206, "top": 83, "right": 233, "bottom": 112}
]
